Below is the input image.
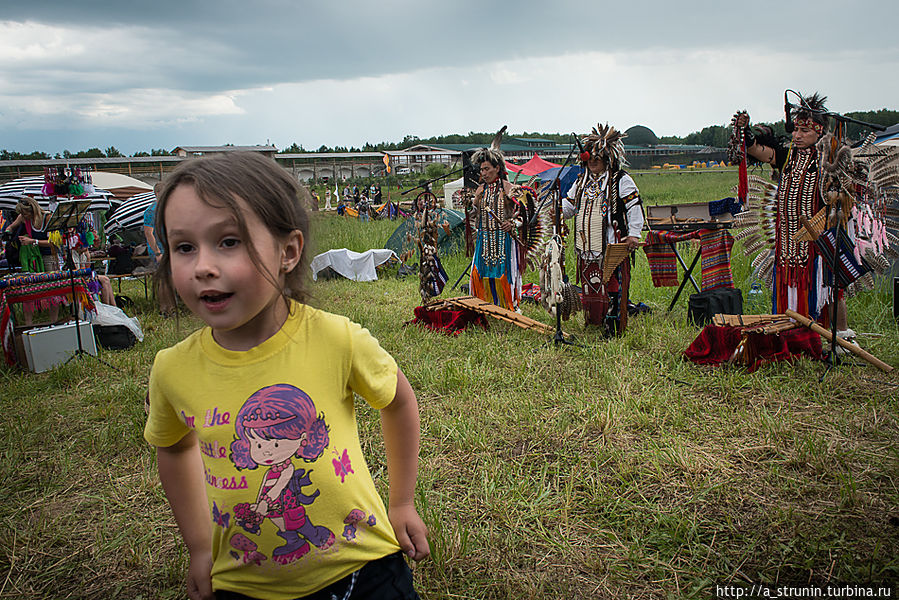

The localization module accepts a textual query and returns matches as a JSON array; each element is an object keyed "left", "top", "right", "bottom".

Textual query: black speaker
[
  {"left": 894, "top": 276, "right": 899, "bottom": 319},
  {"left": 462, "top": 150, "right": 479, "bottom": 189}
]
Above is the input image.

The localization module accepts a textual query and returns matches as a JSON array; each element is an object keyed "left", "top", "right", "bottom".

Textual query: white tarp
[
  {"left": 310, "top": 248, "right": 398, "bottom": 282},
  {"left": 442, "top": 177, "right": 464, "bottom": 209}
]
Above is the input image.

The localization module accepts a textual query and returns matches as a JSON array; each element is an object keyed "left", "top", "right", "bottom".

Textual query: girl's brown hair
[{"left": 153, "top": 152, "right": 312, "bottom": 308}]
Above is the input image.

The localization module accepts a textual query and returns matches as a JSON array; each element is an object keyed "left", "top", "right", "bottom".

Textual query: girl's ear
[{"left": 281, "top": 229, "right": 304, "bottom": 273}]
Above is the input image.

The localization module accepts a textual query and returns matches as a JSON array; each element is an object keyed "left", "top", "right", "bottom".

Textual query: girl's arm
[
  {"left": 380, "top": 368, "right": 430, "bottom": 561},
  {"left": 157, "top": 431, "right": 215, "bottom": 600}
]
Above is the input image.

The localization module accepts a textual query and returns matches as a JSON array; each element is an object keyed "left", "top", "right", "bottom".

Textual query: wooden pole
[{"left": 785, "top": 309, "right": 893, "bottom": 373}]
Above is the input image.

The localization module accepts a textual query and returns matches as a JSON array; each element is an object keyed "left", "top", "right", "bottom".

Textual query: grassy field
[{"left": 1, "top": 171, "right": 897, "bottom": 599}]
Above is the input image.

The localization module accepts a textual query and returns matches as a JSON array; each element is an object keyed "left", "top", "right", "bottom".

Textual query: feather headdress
[
  {"left": 471, "top": 126, "right": 508, "bottom": 180},
  {"left": 580, "top": 123, "right": 628, "bottom": 170},
  {"left": 791, "top": 92, "right": 829, "bottom": 132}
]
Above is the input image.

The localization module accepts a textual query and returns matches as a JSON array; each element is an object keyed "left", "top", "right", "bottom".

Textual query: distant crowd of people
[{"left": 336, "top": 184, "right": 383, "bottom": 221}]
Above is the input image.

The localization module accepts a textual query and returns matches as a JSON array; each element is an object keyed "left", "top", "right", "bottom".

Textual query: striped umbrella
[
  {"left": 105, "top": 191, "right": 156, "bottom": 236},
  {"left": 0, "top": 175, "right": 114, "bottom": 212}
]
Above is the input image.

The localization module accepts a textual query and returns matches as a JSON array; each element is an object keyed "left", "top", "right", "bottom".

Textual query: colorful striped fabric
[
  {"left": 814, "top": 227, "right": 870, "bottom": 288},
  {"left": 699, "top": 229, "right": 735, "bottom": 290},
  {"left": 0, "top": 268, "right": 94, "bottom": 289},
  {"left": 644, "top": 231, "right": 680, "bottom": 287},
  {"left": 470, "top": 265, "right": 516, "bottom": 311},
  {"left": 644, "top": 229, "right": 735, "bottom": 291}
]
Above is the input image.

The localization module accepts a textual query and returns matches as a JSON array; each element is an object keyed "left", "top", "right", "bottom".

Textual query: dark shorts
[{"left": 215, "top": 551, "right": 419, "bottom": 600}]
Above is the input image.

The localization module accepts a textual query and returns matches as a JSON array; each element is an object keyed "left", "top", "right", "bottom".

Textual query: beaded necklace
[
  {"left": 777, "top": 146, "right": 819, "bottom": 270},
  {"left": 576, "top": 171, "right": 608, "bottom": 252},
  {"left": 479, "top": 179, "right": 507, "bottom": 267}
]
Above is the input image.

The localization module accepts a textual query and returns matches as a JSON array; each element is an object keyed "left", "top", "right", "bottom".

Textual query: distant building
[
  {"left": 171, "top": 145, "right": 278, "bottom": 159},
  {"left": 411, "top": 138, "right": 574, "bottom": 162}
]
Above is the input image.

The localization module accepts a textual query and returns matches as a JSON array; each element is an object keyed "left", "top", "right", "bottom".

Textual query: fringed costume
[
  {"left": 470, "top": 178, "right": 525, "bottom": 311},
  {"left": 733, "top": 92, "right": 899, "bottom": 329},
  {"left": 772, "top": 144, "right": 829, "bottom": 317},
  {"left": 468, "top": 127, "right": 537, "bottom": 312},
  {"left": 562, "top": 124, "right": 643, "bottom": 333}
]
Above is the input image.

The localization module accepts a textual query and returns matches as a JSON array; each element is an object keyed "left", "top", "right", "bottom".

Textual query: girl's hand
[
  {"left": 19, "top": 235, "right": 35, "bottom": 246},
  {"left": 388, "top": 503, "right": 430, "bottom": 561},
  {"left": 186, "top": 550, "right": 214, "bottom": 600}
]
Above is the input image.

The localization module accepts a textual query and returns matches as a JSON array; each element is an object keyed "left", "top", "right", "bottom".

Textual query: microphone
[
  {"left": 574, "top": 133, "right": 589, "bottom": 162},
  {"left": 784, "top": 90, "right": 794, "bottom": 133}
]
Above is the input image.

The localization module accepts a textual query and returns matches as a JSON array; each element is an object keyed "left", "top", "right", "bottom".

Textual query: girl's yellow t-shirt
[{"left": 145, "top": 303, "right": 401, "bottom": 600}]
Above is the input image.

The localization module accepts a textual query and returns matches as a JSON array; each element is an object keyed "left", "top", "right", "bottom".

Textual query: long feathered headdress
[
  {"left": 471, "top": 126, "right": 508, "bottom": 179},
  {"left": 580, "top": 123, "right": 627, "bottom": 170}
]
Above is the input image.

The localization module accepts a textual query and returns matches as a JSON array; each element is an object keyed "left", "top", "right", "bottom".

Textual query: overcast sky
[{"left": 2, "top": 1, "right": 897, "bottom": 155}]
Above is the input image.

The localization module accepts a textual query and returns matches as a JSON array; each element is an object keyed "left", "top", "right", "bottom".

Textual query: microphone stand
[
  {"left": 818, "top": 110, "right": 876, "bottom": 380},
  {"left": 528, "top": 135, "right": 579, "bottom": 226},
  {"left": 531, "top": 134, "right": 583, "bottom": 349},
  {"left": 545, "top": 176, "right": 580, "bottom": 349},
  {"left": 446, "top": 165, "right": 489, "bottom": 293},
  {"left": 400, "top": 169, "right": 475, "bottom": 297},
  {"left": 820, "top": 202, "right": 844, "bottom": 380},
  {"left": 784, "top": 90, "right": 887, "bottom": 132},
  {"left": 400, "top": 167, "right": 466, "bottom": 197},
  {"left": 45, "top": 199, "right": 117, "bottom": 370}
]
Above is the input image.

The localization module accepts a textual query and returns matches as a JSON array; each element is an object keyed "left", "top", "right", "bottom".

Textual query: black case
[
  {"left": 688, "top": 288, "right": 743, "bottom": 326},
  {"left": 92, "top": 324, "right": 136, "bottom": 350}
]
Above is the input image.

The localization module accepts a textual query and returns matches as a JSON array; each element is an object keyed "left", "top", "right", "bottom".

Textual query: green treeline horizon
[{"left": 3, "top": 108, "right": 896, "bottom": 161}]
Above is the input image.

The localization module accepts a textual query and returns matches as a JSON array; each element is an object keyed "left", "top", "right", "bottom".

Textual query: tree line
[
  {"left": 0, "top": 147, "right": 173, "bottom": 161},
  {"left": 2, "top": 109, "right": 896, "bottom": 161}
]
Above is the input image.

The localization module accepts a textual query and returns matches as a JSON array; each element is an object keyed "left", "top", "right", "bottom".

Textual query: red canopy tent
[{"left": 505, "top": 154, "right": 561, "bottom": 177}]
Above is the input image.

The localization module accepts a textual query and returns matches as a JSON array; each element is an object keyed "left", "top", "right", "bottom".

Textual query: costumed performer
[
  {"left": 562, "top": 124, "right": 643, "bottom": 333},
  {"left": 733, "top": 92, "right": 854, "bottom": 343},
  {"left": 468, "top": 128, "right": 531, "bottom": 311}
]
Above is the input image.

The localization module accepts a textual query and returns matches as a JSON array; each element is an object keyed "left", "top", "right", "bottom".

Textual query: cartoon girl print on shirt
[{"left": 230, "top": 384, "right": 336, "bottom": 565}]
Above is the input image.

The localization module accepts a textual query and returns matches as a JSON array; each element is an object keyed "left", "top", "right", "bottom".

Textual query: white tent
[
  {"left": 89, "top": 172, "right": 153, "bottom": 206},
  {"left": 90, "top": 172, "right": 152, "bottom": 193},
  {"left": 442, "top": 177, "right": 465, "bottom": 209}
]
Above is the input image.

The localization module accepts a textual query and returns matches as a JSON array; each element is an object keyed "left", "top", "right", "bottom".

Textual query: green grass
[{"left": 1, "top": 171, "right": 898, "bottom": 599}]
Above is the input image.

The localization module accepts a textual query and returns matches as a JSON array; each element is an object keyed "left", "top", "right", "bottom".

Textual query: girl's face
[
  {"left": 248, "top": 429, "right": 305, "bottom": 466},
  {"left": 164, "top": 184, "right": 303, "bottom": 351}
]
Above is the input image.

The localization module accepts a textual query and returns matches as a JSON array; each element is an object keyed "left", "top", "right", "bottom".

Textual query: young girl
[{"left": 144, "top": 152, "right": 429, "bottom": 600}]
